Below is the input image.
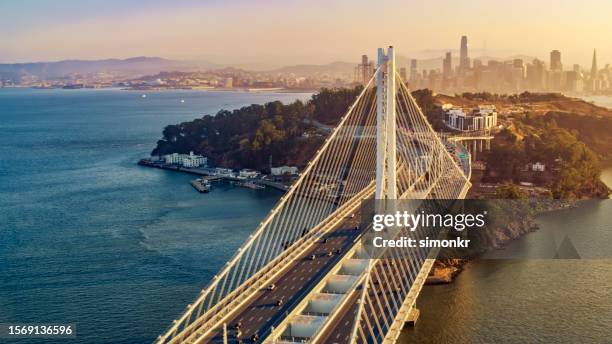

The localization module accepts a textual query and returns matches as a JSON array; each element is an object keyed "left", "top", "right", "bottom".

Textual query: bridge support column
[
  {"left": 404, "top": 306, "right": 420, "bottom": 327},
  {"left": 376, "top": 46, "right": 397, "bottom": 200}
]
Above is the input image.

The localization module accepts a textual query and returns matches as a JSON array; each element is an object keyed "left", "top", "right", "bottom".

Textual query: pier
[
  {"left": 190, "top": 179, "right": 211, "bottom": 193},
  {"left": 137, "top": 159, "right": 289, "bottom": 191}
]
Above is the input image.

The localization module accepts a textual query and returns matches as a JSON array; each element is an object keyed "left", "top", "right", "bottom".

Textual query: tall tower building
[
  {"left": 591, "top": 49, "right": 598, "bottom": 79},
  {"left": 550, "top": 50, "right": 562, "bottom": 71},
  {"left": 355, "top": 55, "right": 374, "bottom": 85},
  {"left": 410, "top": 59, "right": 418, "bottom": 81},
  {"left": 527, "top": 59, "right": 546, "bottom": 90},
  {"left": 443, "top": 52, "right": 452, "bottom": 79},
  {"left": 459, "top": 36, "right": 469, "bottom": 70}
]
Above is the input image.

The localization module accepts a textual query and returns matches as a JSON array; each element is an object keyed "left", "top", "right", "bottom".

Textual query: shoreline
[
  {"left": 426, "top": 202, "right": 563, "bottom": 284},
  {"left": 425, "top": 200, "right": 591, "bottom": 285},
  {"left": 137, "top": 159, "right": 290, "bottom": 191}
]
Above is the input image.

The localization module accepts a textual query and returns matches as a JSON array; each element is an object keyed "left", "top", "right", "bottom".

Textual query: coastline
[
  {"left": 426, "top": 208, "right": 549, "bottom": 284},
  {"left": 137, "top": 159, "right": 290, "bottom": 191},
  {"left": 123, "top": 87, "right": 319, "bottom": 93},
  {"left": 427, "top": 174, "right": 612, "bottom": 285}
]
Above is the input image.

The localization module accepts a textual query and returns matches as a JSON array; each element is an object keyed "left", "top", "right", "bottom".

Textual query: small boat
[
  {"left": 180, "top": 99, "right": 185, "bottom": 103},
  {"left": 141, "top": 94, "right": 147, "bottom": 98},
  {"left": 242, "top": 181, "right": 265, "bottom": 190},
  {"left": 191, "top": 178, "right": 211, "bottom": 193}
]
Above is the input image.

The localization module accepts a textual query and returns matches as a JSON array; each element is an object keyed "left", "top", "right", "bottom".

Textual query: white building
[
  {"left": 271, "top": 166, "right": 299, "bottom": 176},
  {"left": 238, "top": 169, "right": 259, "bottom": 179},
  {"left": 215, "top": 168, "right": 235, "bottom": 177},
  {"left": 182, "top": 152, "right": 207, "bottom": 168},
  {"left": 531, "top": 162, "right": 546, "bottom": 172},
  {"left": 164, "top": 151, "right": 207, "bottom": 168},
  {"left": 164, "top": 153, "right": 186, "bottom": 165},
  {"left": 444, "top": 104, "right": 498, "bottom": 131}
]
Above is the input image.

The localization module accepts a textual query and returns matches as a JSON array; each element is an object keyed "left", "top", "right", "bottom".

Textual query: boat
[
  {"left": 242, "top": 181, "right": 265, "bottom": 190},
  {"left": 191, "top": 178, "right": 211, "bottom": 193},
  {"left": 141, "top": 94, "right": 147, "bottom": 98}
]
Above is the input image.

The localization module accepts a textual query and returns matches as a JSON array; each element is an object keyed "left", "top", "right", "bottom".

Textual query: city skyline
[
  {"left": 1, "top": 0, "right": 611, "bottom": 67},
  {"left": 403, "top": 36, "right": 611, "bottom": 94}
]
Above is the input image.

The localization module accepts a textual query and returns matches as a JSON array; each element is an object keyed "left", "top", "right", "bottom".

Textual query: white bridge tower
[{"left": 376, "top": 46, "right": 398, "bottom": 200}]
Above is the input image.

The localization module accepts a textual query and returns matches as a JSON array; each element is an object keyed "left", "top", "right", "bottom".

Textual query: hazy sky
[{"left": 1, "top": 0, "right": 610, "bottom": 67}]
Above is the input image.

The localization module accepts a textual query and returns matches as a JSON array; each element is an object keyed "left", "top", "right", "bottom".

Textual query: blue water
[
  {"left": 400, "top": 168, "right": 612, "bottom": 344},
  {"left": 0, "top": 88, "right": 312, "bottom": 343}
]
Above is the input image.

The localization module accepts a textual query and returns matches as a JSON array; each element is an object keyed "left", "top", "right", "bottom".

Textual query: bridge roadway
[
  {"left": 315, "top": 257, "right": 414, "bottom": 344},
  {"left": 203, "top": 215, "right": 362, "bottom": 343}
]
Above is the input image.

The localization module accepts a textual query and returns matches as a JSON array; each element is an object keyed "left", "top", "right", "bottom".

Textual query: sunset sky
[{"left": 1, "top": 0, "right": 611, "bottom": 68}]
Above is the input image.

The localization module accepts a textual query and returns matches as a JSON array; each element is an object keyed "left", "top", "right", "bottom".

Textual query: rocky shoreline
[{"left": 425, "top": 201, "right": 575, "bottom": 284}]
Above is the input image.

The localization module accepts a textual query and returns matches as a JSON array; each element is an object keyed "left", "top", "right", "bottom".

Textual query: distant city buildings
[
  {"left": 550, "top": 50, "right": 562, "bottom": 71},
  {"left": 354, "top": 55, "right": 374, "bottom": 85},
  {"left": 399, "top": 67, "right": 407, "bottom": 81},
  {"left": 5, "top": 36, "right": 612, "bottom": 95},
  {"left": 403, "top": 36, "right": 612, "bottom": 95},
  {"left": 443, "top": 52, "right": 453, "bottom": 80},
  {"left": 459, "top": 35, "right": 470, "bottom": 74}
]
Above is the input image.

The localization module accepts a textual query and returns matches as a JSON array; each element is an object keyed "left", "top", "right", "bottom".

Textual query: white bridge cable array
[
  {"left": 156, "top": 61, "right": 471, "bottom": 344},
  {"left": 347, "top": 72, "right": 470, "bottom": 344},
  {"left": 156, "top": 69, "right": 385, "bottom": 344}
]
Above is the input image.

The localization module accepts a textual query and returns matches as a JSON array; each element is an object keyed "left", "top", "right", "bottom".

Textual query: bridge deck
[
  {"left": 203, "top": 217, "right": 361, "bottom": 343},
  {"left": 315, "top": 257, "right": 420, "bottom": 344}
]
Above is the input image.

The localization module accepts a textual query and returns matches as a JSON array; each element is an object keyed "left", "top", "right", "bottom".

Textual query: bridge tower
[
  {"left": 154, "top": 47, "right": 472, "bottom": 344},
  {"left": 376, "top": 46, "right": 397, "bottom": 200}
]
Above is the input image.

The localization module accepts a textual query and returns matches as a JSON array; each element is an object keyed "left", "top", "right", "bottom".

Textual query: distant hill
[
  {"left": 0, "top": 54, "right": 542, "bottom": 81},
  {"left": 0, "top": 57, "right": 211, "bottom": 79}
]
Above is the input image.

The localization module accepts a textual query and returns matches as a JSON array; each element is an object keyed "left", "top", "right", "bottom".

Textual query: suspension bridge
[{"left": 155, "top": 47, "right": 471, "bottom": 344}]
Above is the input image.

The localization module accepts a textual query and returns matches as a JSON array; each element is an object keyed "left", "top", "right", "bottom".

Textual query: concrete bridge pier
[{"left": 405, "top": 306, "right": 420, "bottom": 327}]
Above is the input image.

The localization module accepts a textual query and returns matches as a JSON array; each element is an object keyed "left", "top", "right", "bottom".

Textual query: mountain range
[{"left": 0, "top": 57, "right": 215, "bottom": 79}]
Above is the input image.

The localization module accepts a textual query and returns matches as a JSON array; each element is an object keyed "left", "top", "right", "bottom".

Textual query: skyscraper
[
  {"left": 527, "top": 59, "right": 546, "bottom": 90},
  {"left": 591, "top": 49, "right": 598, "bottom": 79},
  {"left": 589, "top": 49, "right": 599, "bottom": 92},
  {"left": 355, "top": 55, "right": 373, "bottom": 85},
  {"left": 443, "top": 52, "right": 452, "bottom": 79},
  {"left": 459, "top": 35, "right": 469, "bottom": 70},
  {"left": 550, "top": 50, "right": 562, "bottom": 71},
  {"left": 410, "top": 59, "right": 418, "bottom": 81}
]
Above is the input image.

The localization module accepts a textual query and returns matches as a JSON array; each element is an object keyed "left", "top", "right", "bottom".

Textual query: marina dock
[
  {"left": 190, "top": 179, "right": 211, "bottom": 193},
  {"left": 138, "top": 159, "right": 290, "bottom": 192}
]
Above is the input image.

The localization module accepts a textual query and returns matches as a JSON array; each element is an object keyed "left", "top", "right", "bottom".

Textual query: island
[{"left": 144, "top": 87, "right": 612, "bottom": 284}]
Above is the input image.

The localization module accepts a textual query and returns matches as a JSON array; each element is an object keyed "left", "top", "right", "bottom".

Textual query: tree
[{"left": 496, "top": 182, "right": 528, "bottom": 199}]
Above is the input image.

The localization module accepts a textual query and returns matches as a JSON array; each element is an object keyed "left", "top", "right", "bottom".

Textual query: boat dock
[
  {"left": 190, "top": 179, "right": 211, "bottom": 193},
  {"left": 138, "top": 159, "right": 290, "bottom": 192},
  {"left": 200, "top": 175, "right": 224, "bottom": 182}
]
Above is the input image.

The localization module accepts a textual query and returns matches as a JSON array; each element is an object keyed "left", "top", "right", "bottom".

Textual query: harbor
[
  {"left": 191, "top": 178, "right": 211, "bottom": 193},
  {"left": 138, "top": 158, "right": 291, "bottom": 192}
]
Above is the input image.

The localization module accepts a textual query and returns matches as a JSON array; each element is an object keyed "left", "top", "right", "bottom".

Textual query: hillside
[
  {"left": 0, "top": 57, "right": 207, "bottom": 79},
  {"left": 434, "top": 92, "right": 612, "bottom": 162}
]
